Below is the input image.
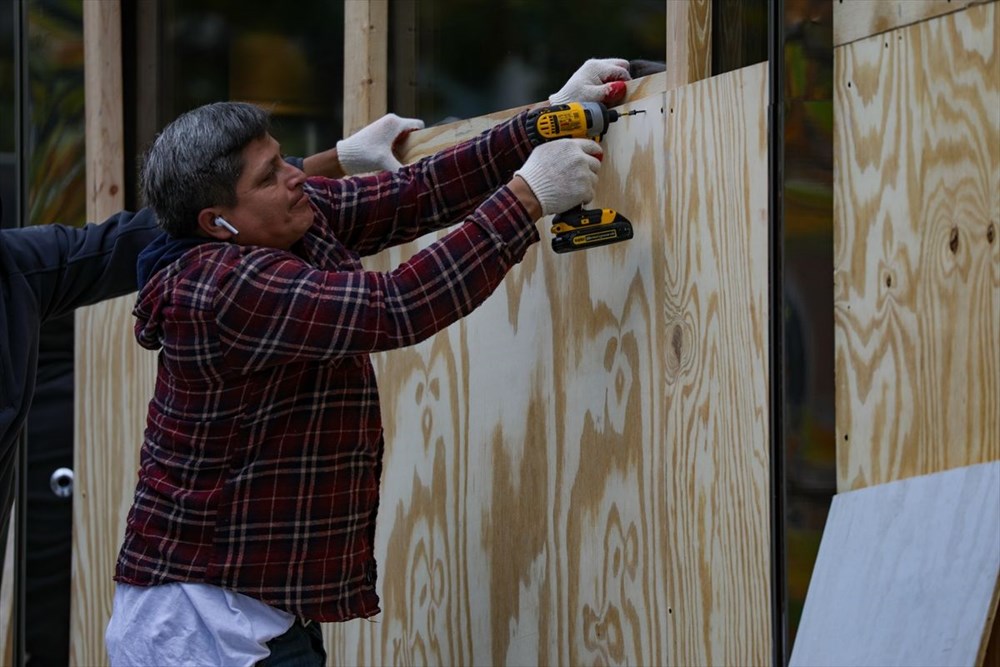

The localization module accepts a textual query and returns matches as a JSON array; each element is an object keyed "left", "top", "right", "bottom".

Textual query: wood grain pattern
[
  {"left": 834, "top": 0, "right": 982, "bottom": 48},
  {"left": 82, "top": 0, "right": 124, "bottom": 220},
  {"left": 790, "top": 461, "right": 1000, "bottom": 667},
  {"left": 70, "top": 62, "right": 770, "bottom": 666},
  {"left": 834, "top": 3, "right": 1000, "bottom": 492},
  {"left": 666, "top": 0, "right": 713, "bottom": 89},
  {"left": 662, "top": 63, "right": 771, "bottom": 667},
  {"left": 343, "top": 0, "right": 388, "bottom": 136},
  {"left": 73, "top": 300, "right": 157, "bottom": 666},
  {"left": 72, "top": 3, "right": 136, "bottom": 665},
  {"left": 326, "top": 63, "right": 770, "bottom": 666}
]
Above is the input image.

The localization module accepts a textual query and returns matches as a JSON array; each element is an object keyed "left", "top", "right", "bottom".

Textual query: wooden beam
[
  {"left": 83, "top": 0, "right": 124, "bottom": 220},
  {"left": 73, "top": 2, "right": 127, "bottom": 665},
  {"left": 665, "top": 0, "right": 713, "bottom": 89},
  {"left": 343, "top": 0, "right": 388, "bottom": 136}
]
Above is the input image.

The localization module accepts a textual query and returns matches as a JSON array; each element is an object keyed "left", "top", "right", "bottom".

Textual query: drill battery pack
[{"left": 550, "top": 207, "right": 634, "bottom": 254}]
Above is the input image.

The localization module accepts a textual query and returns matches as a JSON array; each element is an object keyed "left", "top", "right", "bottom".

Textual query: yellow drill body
[{"left": 523, "top": 102, "right": 643, "bottom": 253}]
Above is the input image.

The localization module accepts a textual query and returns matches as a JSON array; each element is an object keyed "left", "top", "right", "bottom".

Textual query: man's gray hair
[{"left": 141, "top": 102, "right": 271, "bottom": 236}]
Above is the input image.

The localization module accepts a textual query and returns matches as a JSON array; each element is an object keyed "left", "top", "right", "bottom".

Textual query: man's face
[{"left": 221, "top": 134, "right": 314, "bottom": 249}]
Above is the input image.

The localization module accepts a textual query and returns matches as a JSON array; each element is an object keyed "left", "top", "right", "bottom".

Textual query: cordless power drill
[{"left": 523, "top": 101, "right": 644, "bottom": 254}]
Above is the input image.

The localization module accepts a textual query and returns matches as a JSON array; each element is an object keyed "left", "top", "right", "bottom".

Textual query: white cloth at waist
[{"left": 105, "top": 581, "right": 295, "bottom": 667}]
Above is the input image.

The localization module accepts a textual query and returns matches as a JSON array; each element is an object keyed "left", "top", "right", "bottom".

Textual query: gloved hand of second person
[
  {"left": 549, "top": 58, "right": 631, "bottom": 106},
  {"left": 514, "top": 139, "right": 603, "bottom": 217},
  {"left": 336, "top": 113, "right": 426, "bottom": 174}
]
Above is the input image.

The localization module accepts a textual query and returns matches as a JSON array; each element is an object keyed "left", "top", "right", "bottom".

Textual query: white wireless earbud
[{"left": 214, "top": 216, "right": 239, "bottom": 235}]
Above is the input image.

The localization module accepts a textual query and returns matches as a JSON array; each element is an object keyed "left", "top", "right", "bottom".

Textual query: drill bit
[{"left": 609, "top": 108, "right": 647, "bottom": 123}]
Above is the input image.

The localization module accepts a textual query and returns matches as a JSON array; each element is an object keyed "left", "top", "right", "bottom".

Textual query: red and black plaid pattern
[{"left": 114, "top": 112, "right": 538, "bottom": 621}]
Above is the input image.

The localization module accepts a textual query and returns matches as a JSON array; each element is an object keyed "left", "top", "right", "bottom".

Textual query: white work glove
[
  {"left": 336, "top": 113, "right": 425, "bottom": 174},
  {"left": 549, "top": 58, "right": 631, "bottom": 106},
  {"left": 514, "top": 139, "right": 603, "bottom": 217}
]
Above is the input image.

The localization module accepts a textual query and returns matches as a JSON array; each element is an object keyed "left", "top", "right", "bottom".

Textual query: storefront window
[
  {"left": 124, "top": 0, "right": 345, "bottom": 206},
  {"left": 390, "top": 0, "right": 667, "bottom": 125}
]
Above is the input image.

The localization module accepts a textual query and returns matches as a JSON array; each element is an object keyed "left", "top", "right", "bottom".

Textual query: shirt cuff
[{"left": 469, "top": 185, "right": 540, "bottom": 264}]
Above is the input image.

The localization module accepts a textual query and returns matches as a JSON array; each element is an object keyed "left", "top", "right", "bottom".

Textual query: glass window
[
  {"left": 389, "top": 0, "right": 667, "bottom": 125},
  {"left": 124, "top": 0, "right": 345, "bottom": 206}
]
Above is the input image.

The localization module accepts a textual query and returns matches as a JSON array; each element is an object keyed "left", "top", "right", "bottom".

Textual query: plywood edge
[
  {"left": 833, "top": 0, "right": 993, "bottom": 47},
  {"left": 396, "top": 71, "right": 668, "bottom": 165}
]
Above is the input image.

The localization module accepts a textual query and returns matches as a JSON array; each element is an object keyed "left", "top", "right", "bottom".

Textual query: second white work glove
[
  {"left": 514, "top": 139, "right": 603, "bottom": 217},
  {"left": 549, "top": 58, "right": 631, "bottom": 106},
  {"left": 336, "top": 113, "right": 425, "bottom": 174}
]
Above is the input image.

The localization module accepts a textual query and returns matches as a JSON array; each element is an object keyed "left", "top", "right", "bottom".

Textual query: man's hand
[
  {"left": 549, "top": 58, "right": 632, "bottom": 106},
  {"left": 336, "top": 113, "right": 425, "bottom": 174},
  {"left": 512, "top": 138, "right": 602, "bottom": 218}
]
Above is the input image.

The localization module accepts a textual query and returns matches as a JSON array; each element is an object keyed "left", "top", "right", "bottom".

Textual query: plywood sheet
[
  {"left": 834, "top": 3, "right": 1000, "bottom": 492},
  {"left": 661, "top": 63, "right": 771, "bottom": 667},
  {"left": 834, "top": 0, "right": 982, "bottom": 47},
  {"left": 790, "top": 461, "right": 1000, "bottom": 667},
  {"left": 327, "top": 62, "right": 770, "bottom": 667},
  {"left": 72, "top": 65, "right": 770, "bottom": 665}
]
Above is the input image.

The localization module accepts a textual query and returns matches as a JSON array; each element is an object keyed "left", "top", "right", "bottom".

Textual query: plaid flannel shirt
[{"left": 114, "top": 111, "right": 538, "bottom": 622}]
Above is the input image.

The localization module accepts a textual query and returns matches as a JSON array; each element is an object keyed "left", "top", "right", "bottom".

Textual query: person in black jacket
[
  {"left": 0, "top": 111, "right": 422, "bottom": 665},
  {"left": 0, "top": 208, "right": 161, "bottom": 538}
]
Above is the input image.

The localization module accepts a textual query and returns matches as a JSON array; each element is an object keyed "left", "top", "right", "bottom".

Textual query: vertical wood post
[
  {"left": 666, "top": 0, "right": 714, "bottom": 89},
  {"left": 83, "top": 0, "right": 125, "bottom": 220},
  {"left": 343, "top": 0, "right": 388, "bottom": 136},
  {"left": 73, "top": 1, "right": 127, "bottom": 664}
]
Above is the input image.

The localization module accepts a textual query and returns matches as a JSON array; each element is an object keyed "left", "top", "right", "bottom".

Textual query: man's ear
[{"left": 196, "top": 209, "right": 236, "bottom": 240}]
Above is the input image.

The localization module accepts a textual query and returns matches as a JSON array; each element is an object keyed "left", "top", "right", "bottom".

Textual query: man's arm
[
  {"left": 2, "top": 208, "right": 159, "bottom": 323},
  {"left": 209, "top": 137, "right": 601, "bottom": 374},
  {"left": 301, "top": 149, "right": 345, "bottom": 179},
  {"left": 306, "top": 108, "right": 536, "bottom": 257}
]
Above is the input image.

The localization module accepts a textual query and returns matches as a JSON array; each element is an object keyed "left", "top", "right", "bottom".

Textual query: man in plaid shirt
[{"left": 106, "top": 58, "right": 631, "bottom": 666}]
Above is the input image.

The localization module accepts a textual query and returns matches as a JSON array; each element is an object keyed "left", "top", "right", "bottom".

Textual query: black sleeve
[{"left": 5, "top": 207, "right": 160, "bottom": 322}]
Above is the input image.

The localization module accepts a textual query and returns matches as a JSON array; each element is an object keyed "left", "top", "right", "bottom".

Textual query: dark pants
[{"left": 258, "top": 619, "right": 326, "bottom": 667}]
